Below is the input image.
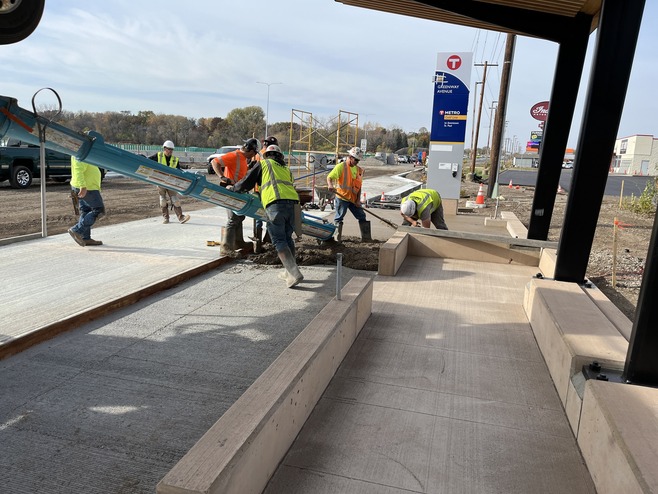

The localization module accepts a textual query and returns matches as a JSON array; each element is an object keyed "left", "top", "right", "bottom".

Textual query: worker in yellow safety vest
[
  {"left": 400, "top": 188, "right": 448, "bottom": 230},
  {"left": 148, "top": 140, "right": 191, "bottom": 224},
  {"left": 233, "top": 144, "right": 304, "bottom": 288}
]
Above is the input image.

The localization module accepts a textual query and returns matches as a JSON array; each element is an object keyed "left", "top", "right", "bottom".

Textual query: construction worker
[
  {"left": 68, "top": 156, "right": 105, "bottom": 247},
  {"left": 251, "top": 135, "right": 279, "bottom": 166},
  {"left": 149, "top": 140, "right": 190, "bottom": 224},
  {"left": 400, "top": 188, "right": 448, "bottom": 230},
  {"left": 233, "top": 144, "right": 304, "bottom": 288},
  {"left": 326, "top": 146, "right": 371, "bottom": 242},
  {"left": 211, "top": 138, "right": 260, "bottom": 251},
  {"left": 250, "top": 136, "right": 279, "bottom": 246}
]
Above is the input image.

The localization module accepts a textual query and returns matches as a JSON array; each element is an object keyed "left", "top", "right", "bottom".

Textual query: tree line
[{"left": 52, "top": 106, "right": 431, "bottom": 155}]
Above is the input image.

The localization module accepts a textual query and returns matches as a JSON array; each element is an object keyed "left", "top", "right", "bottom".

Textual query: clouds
[{"left": 0, "top": 0, "right": 655, "bottom": 149}]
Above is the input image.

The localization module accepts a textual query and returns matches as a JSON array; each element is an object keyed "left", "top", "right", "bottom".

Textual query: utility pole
[
  {"left": 486, "top": 101, "right": 498, "bottom": 154},
  {"left": 470, "top": 81, "right": 483, "bottom": 159},
  {"left": 488, "top": 34, "right": 516, "bottom": 197},
  {"left": 469, "top": 61, "right": 497, "bottom": 178}
]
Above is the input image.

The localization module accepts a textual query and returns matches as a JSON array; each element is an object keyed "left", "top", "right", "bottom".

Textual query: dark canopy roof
[{"left": 336, "top": 0, "right": 603, "bottom": 41}]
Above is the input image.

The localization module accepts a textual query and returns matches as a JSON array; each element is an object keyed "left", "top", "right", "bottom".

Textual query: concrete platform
[{"left": 5, "top": 183, "right": 654, "bottom": 494}]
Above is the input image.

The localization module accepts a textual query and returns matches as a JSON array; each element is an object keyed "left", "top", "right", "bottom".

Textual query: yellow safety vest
[
  {"left": 259, "top": 158, "right": 299, "bottom": 207},
  {"left": 70, "top": 157, "right": 102, "bottom": 190},
  {"left": 402, "top": 189, "right": 440, "bottom": 218},
  {"left": 157, "top": 152, "right": 179, "bottom": 169}
]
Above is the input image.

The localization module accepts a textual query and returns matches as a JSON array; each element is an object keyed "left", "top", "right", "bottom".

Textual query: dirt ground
[{"left": 0, "top": 162, "right": 651, "bottom": 321}]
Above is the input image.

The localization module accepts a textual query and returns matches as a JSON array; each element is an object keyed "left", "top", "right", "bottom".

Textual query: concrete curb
[{"left": 157, "top": 276, "right": 373, "bottom": 494}]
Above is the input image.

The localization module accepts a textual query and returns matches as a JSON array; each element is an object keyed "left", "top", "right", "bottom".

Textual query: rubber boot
[
  {"left": 334, "top": 222, "right": 343, "bottom": 242},
  {"left": 250, "top": 218, "right": 263, "bottom": 253},
  {"left": 220, "top": 225, "right": 239, "bottom": 254},
  {"left": 161, "top": 206, "right": 170, "bottom": 224},
  {"left": 173, "top": 206, "right": 190, "bottom": 224},
  {"left": 277, "top": 247, "right": 304, "bottom": 288},
  {"left": 359, "top": 220, "right": 372, "bottom": 242}
]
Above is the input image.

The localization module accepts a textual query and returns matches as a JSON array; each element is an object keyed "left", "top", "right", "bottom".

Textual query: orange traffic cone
[
  {"left": 475, "top": 184, "right": 485, "bottom": 205},
  {"left": 362, "top": 192, "right": 368, "bottom": 207},
  {"left": 380, "top": 191, "right": 386, "bottom": 202},
  {"left": 508, "top": 179, "right": 513, "bottom": 189}
]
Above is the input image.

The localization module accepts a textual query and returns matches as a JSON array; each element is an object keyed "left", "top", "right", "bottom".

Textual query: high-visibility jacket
[
  {"left": 157, "top": 152, "right": 179, "bottom": 169},
  {"left": 332, "top": 160, "right": 363, "bottom": 203},
  {"left": 259, "top": 158, "right": 299, "bottom": 208},
  {"left": 214, "top": 150, "right": 248, "bottom": 183},
  {"left": 70, "top": 157, "right": 102, "bottom": 191},
  {"left": 402, "top": 189, "right": 441, "bottom": 218}
]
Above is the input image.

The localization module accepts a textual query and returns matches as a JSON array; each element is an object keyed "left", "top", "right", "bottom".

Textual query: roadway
[{"left": 499, "top": 169, "right": 653, "bottom": 197}]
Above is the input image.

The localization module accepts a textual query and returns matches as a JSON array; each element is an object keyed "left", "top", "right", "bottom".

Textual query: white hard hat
[
  {"left": 264, "top": 144, "right": 283, "bottom": 156},
  {"left": 401, "top": 199, "right": 416, "bottom": 216},
  {"left": 348, "top": 147, "right": 363, "bottom": 161},
  {"left": 163, "top": 140, "right": 175, "bottom": 149}
]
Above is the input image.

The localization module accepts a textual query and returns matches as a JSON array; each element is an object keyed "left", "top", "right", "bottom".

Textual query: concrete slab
[{"left": 267, "top": 257, "right": 596, "bottom": 493}]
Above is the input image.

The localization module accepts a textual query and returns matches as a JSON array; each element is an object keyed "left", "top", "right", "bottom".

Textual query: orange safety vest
[
  {"left": 335, "top": 161, "right": 363, "bottom": 203},
  {"left": 213, "top": 150, "right": 248, "bottom": 183}
]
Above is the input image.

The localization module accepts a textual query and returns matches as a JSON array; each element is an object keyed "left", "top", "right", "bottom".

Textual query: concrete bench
[
  {"left": 157, "top": 276, "right": 373, "bottom": 494},
  {"left": 378, "top": 231, "right": 409, "bottom": 276},
  {"left": 578, "top": 380, "right": 658, "bottom": 494},
  {"left": 501, "top": 210, "right": 528, "bottom": 239},
  {"left": 523, "top": 278, "right": 628, "bottom": 432}
]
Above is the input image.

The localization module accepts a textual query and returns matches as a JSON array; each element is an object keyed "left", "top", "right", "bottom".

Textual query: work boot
[
  {"left": 277, "top": 247, "right": 304, "bottom": 288},
  {"left": 161, "top": 206, "right": 170, "bottom": 224},
  {"left": 359, "top": 220, "right": 372, "bottom": 242},
  {"left": 173, "top": 206, "right": 190, "bottom": 224},
  {"left": 334, "top": 221, "right": 343, "bottom": 242},
  {"left": 83, "top": 239, "right": 103, "bottom": 246},
  {"left": 68, "top": 228, "right": 85, "bottom": 247}
]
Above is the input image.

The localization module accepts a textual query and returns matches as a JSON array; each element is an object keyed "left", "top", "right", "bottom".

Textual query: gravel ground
[{"left": 459, "top": 180, "right": 653, "bottom": 321}]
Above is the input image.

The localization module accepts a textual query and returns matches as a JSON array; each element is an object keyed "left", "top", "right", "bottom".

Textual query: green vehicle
[{"left": 0, "top": 138, "right": 74, "bottom": 189}]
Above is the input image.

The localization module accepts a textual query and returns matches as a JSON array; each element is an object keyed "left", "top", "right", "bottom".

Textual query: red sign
[
  {"left": 446, "top": 55, "right": 462, "bottom": 70},
  {"left": 530, "top": 101, "right": 549, "bottom": 121}
]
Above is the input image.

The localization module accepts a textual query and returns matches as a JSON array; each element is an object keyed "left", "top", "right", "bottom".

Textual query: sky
[{"left": 1, "top": 0, "right": 657, "bottom": 151}]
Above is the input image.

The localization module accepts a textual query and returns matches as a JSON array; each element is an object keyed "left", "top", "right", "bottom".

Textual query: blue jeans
[
  {"left": 265, "top": 200, "right": 296, "bottom": 253},
  {"left": 333, "top": 197, "right": 366, "bottom": 223},
  {"left": 71, "top": 188, "right": 105, "bottom": 240}
]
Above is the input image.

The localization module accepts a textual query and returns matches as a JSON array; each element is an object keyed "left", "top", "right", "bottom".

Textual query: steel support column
[
  {"left": 554, "top": 0, "right": 645, "bottom": 283},
  {"left": 624, "top": 191, "right": 658, "bottom": 385},
  {"left": 526, "top": 16, "right": 590, "bottom": 240}
]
